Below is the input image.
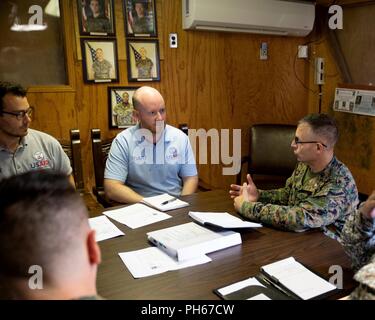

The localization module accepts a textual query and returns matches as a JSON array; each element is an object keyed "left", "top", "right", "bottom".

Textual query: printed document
[
  {"left": 88, "top": 215, "right": 124, "bottom": 242},
  {"left": 142, "top": 193, "right": 189, "bottom": 211},
  {"left": 118, "top": 247, "right": 212, "bottom": 278},
  {"left": 103, "top": 203, "right": 171, "bottom": 229}
]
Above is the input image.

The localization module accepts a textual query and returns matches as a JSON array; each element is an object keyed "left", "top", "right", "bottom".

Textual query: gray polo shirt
[{"left": 0, "top": 129, "right": 72, "bottom": 181}]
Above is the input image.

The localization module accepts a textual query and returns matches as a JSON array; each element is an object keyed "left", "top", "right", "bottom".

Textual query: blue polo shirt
[{"left": 104, "top": 124, "right": 197, "bottom": 197}]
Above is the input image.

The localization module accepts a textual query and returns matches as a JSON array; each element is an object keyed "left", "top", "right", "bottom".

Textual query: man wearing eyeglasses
[
  {"left": 0, "top": 82, "right": 73, "bottom": 184},
  {"left": 104, "top": 86, "right": 198, "bottom": 204},
  {"left": 230, "top": 113, "right": 359, "bottom": 240}
]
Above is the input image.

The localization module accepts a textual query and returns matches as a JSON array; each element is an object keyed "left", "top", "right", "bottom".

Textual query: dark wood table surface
[{"left": 96, "top": 190, "right": 356, "bottom": 300}]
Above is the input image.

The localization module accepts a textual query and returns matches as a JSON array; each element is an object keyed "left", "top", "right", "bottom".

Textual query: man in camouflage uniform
[
  {"left": 230, "top": 113, "right": 358, "bottom": 240},
  {"left": 92, "top": 48, "right": 113, "bottom": 80},
  {"left": 130, "top": 0, "right": 154, "bottom": 34},
  {"left": 341, "top": 191, "right": 375, "bottom": 299},
  {"left": 85, "top": 0, "right": 112, "bottom": 33},
  {"left": 136, "top": 47, "right": 153, "bottom": 79},
  {"left": 113, "top": 92, "right": 135, "bottom": 127}
]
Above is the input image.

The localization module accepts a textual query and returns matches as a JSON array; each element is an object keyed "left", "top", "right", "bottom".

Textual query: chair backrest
[
  {"left": 248, "top": 124, "right": 297, "bottom": 176},
  {"left": 59, "top": 129, "right": 84, "bottom": 191},
  {"left": 236, "top": 124, "right": 297, "bottom": 188},
  {"left": 91, "top": 128, "right": 114, "bottom": 191}
]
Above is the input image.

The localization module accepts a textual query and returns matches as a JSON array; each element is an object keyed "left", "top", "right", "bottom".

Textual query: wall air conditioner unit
[{"left": 182, "top": 0, "right": 315, "bottom": 37}]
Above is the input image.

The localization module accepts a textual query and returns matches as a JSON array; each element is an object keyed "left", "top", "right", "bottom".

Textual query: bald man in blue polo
[{"left": 104, "top": 86, "right": 198, "bottom": 204}]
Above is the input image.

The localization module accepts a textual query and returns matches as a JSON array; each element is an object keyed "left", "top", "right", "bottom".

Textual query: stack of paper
[
  {"left": 141, "top": 193, "right": 189, "bottom": 211},
  {"left": 189, "top": 211, "right": 262, "bottom": 229}
]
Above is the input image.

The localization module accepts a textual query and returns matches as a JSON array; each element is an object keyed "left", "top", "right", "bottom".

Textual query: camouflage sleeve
[
  {"left": 239, "top": 192, "right": 347, "bottom": 232},
  {"left": 257, "top": 173, "right": 294, "bottom": 205},
  {"left": 341, "top": 209, "right": 375, "bottom": 271}
]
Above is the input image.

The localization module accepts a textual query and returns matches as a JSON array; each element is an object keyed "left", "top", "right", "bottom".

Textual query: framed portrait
[
  {"left": 77, "top": 0, "right": 116, "bottom": 36},
  {"left": 126, "top": 39, "right": 160, "bottom": 82},
  {"left": 108, "top": 86, "right": 139, "bottom": 128},
  {"left": 81, "top": 38, "right": 119, "bottom": 83},
  {"left": 123, "top": 0, "right": 157, "bottom": 37}
]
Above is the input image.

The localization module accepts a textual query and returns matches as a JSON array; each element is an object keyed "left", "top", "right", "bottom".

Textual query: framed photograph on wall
[
  {"left": 81, "top": 38, "right": 119, "bottom": 83},
  {"left": 77, "top": 0, "right": 116, "bottom": 36},
  {"left": 123, "top": 0, "right": 157, "bottom": 37},
  {"left": 108, "top": 86, "right": 139, "bottom": 128},
  {"left": 126, "top": 39, "right": 160, "bottom": 82}
]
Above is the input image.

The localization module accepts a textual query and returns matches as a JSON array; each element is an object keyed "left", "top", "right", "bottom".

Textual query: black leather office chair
[
  {"left": 237, "top": 124, "right": 297, "bottom": 190},
  {"left": 59, "top": 129, "right": 84, "bottom": 191}
]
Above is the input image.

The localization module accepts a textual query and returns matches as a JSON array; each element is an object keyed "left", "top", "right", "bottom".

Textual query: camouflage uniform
[
  {"left": 341, "top": 208, "right": 375, "bottom": 299},
  {"left": 132, "top": 16, "right": 154, "bottom": 34},
  {"left": 113, "top": 102, "right": 135, "bottom": 127},
  {"left": 92, "top": 59, "right": 112, "bottom": 79},
  {"left": 86, "top": 17, "right": 111, "bottom": 33},
  {"left": 239, "top": 157, "right": 359, "bottom": 240},
  {"left": 136, "top": 58, "right": 153, "bottom": 78}
]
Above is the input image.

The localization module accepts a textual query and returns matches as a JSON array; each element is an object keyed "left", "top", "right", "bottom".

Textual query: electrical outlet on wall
[
  {"left": 260, "top": 42, "right": 268, "bottom": 60},
  {"left": 169, "top": 33, "right": 178, "bottom": 48}
]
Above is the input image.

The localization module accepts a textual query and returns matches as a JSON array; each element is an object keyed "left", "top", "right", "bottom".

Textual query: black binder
[{"left": 214, "top": 258, "right": 338, "bottom": 300}]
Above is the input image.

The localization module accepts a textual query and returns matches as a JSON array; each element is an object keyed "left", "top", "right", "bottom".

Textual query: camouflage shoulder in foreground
[
  {"left": 350, "top": 256, "right": 375, "bottom": 300},
  {"left": 341, "top": 209, "right": 375, "bottom": 270}
]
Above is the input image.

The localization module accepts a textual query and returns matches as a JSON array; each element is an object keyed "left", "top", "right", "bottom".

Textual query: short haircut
[
  {"left": 0, "top": 82, "right": 27, "bottom": 112},
  {"left": 299, "top": 113, "right": 339, "bottom": 146},
  {"left": 0, "top": 171, "right": 89, "bottom": 284}
]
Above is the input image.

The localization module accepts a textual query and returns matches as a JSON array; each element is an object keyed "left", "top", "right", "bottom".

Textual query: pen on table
[{"left": 161, "top": 197, "right": 177, "bottom": 205}]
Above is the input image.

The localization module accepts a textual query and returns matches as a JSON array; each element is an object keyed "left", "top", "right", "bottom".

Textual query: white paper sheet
[
  {"left": 142, "top": 193, "right": 189, "bottom": 211},
  {"left": 88, "top": 215, "right": 124, "bottom": 242},
  {"left": 103, "top": 203, "right": 171, "bottom": 229},
  {"left": 217, "top": 277, "right": 265, "bottom": 296},
  {"left": 247, "top": 293, "right": 271, "bottom": 300},
  {"left": 118, "top": 247, "right": 212, "bottom": 278}
]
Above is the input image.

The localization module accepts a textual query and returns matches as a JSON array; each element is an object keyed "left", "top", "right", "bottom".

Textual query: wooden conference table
[{"left": 96, "top": 190, "right": 356, "bottom": 300}]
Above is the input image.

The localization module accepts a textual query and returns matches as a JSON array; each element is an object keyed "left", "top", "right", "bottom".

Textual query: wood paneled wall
[
  {"left": 27, "top": 0, "right": 312, "bottom": 192},
  {"left": 305, "top": 6, "right": 375, "bottom": 195}
]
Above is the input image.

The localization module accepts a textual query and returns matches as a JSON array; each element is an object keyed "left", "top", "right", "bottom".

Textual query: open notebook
[
  {"left": 215, "top": 257, "right": 337, "bottom": 300},
  {"left": 141, "top": 193, "right": 189, "bottom": 212}
]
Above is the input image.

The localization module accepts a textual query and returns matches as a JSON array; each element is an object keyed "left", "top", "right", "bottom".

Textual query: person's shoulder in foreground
[
  {"left": 341, "top": 191, "right": 375, "bottom": 300},
  {"left": 0, "top": 171, "right": 102, "bottom": 299}
]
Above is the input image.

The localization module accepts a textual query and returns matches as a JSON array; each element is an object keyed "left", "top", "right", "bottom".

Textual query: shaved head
[{"left": 132, "top": 86, "right": 164, "bottom": 110}]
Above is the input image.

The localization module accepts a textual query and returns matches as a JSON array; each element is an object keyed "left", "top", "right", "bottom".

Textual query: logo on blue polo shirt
[{"left": 30, "top": 151, "right": 50, "bottom": 169}]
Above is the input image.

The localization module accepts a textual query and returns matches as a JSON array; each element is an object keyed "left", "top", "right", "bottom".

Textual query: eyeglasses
[
  {"left": 293, "top": 136, "right": 327, "bottom": 148},
  {"left": 1, "top": 106, "right": 34, "bottom": 120}
]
